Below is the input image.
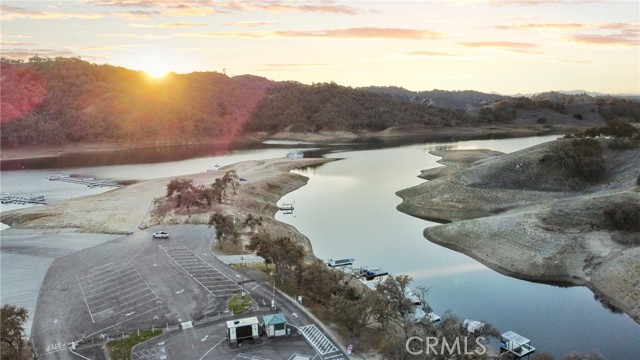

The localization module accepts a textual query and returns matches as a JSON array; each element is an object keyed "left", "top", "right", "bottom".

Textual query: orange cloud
[
  {"left": 276, "top": 28, "right": 443, "bottom": 40},
  {"left": 571, "top": 23, "right": 638, "bottom": 47},
  {"left": 459, "top": 41, "right": 543, "bottom": 54},
  {"left": 247, "top": 2, "right": 362, "bottom": 15},
  {"left": 0, "top": 4, "right": 157, "bottom": 20},
  {"left": 223, "top": 21, "right": 275, "bottom": 27},
  {"left": 569, "top": 33, "right": 638, "bottom": 47},
  {"left": 496, "top": 23, "right": 589, "bottom": 31},
  {"left": 405, "top": 51, "right": 459, "bottom": 57},
  {"left": 87, "top": 0, "right": 366, "bottom": 15},
  {"left": 179, "top": 27, "right": 443, "bottom": 40}
]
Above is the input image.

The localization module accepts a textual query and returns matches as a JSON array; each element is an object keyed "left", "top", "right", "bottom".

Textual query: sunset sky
[{"left": 1, "top": 0, "right": 639, "bottom": 95}]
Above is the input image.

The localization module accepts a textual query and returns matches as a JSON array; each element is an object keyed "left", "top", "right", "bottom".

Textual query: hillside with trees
[{"left": 2, "top": 57, "right": 639, "bottom": 148}]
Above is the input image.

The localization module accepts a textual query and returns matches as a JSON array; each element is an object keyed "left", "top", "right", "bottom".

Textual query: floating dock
[
  {"left": 326, "top": 258, "right": 355, "bottom": 267},
  {"left": 1, "top": 194, "right": 47, "bottom": 205},
  {"left": 359, "top": 267, "right": 388, "bottom": 281},
  {"left": 501, "top": 331, "right": 535, "bottom": 358},
  {"left": 48, "top": 175, "right": 119, "bottom": 188}
]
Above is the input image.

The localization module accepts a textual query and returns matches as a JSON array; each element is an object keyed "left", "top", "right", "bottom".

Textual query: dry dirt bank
[
  {"left": 1, "top": 124, "right": 586, "bottom": 162},
  {"left": 396, "top": 140, "right": 640, "bottom": 323},
  {"left": 1, "top": 158, "right": 332, "bottom": 254}
]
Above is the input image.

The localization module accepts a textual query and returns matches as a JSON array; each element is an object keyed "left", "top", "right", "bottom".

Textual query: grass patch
[
  {"left": 228, "top": 294, "right": 254, "bottom": 314},
  {"left": 106, "top": 329, "right": 162, "bottom": 360}
]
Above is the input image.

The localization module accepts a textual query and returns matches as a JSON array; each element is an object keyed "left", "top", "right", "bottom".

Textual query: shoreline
[
  {"left": 396, "top": 145, "right": 640, "bottom": 324},
  {"left": 0, "top": 124, "right": 586, "bottom": 162}
]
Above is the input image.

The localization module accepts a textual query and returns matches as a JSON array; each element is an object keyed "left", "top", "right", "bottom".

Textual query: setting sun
[{"left": 144, "top": 67, "right": 168, "bottom": 79}]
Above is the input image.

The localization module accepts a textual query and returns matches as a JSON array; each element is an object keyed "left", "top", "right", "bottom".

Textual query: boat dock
[
  {"left": 501, "top": 331, "right": 535, "bottom": 358},
  {"left": 1, "top": 194, "right": 48, "bottom": 205},
  {"left": 278, "top": 203, "right": 294, "bottom": 214},
  {"left": 359, "top": 267, "right": 389, "bottom": 281},
  {"left": 326, "top": 257, "right": 355, "bottom": 267},
  {"left": 48, "top": 175, "right": 120, "bottom": 188}
]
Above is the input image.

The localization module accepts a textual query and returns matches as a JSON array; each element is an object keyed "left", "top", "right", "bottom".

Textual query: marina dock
[
  {"left": 1, "top": 194, "right": 48, "bottom": 205},
  {"left": 48, "top": 175, "right": 120, "bottom": 188}
]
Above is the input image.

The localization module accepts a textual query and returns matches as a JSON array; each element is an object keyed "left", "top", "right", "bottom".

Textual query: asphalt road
[{"left": 29, "top": 225, "right": 349, "bottom": 360}]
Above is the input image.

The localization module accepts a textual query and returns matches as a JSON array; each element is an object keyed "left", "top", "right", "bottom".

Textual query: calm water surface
[
  {"left": 1, "top": 136, "right": 638, "bottom": 357},
  {"left": 275, "top": 135, "right": 640, "bottom": 358}
]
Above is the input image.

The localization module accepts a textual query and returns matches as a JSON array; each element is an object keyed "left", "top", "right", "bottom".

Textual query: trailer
[{"left": 227, "top": 317, "right": 261, "bottom": 346}]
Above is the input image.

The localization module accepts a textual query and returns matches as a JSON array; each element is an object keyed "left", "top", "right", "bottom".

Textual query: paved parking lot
[
  {"left": 77, "top": 261, "right": 164, "bottom": 324},
  {"left": 160, "top": 244, "right": 243, "bottom": 297}
]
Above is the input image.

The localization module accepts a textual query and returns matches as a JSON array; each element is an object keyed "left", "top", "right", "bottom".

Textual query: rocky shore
[{"left": 396, "top": 140, "right": 640, "bottom": 323}]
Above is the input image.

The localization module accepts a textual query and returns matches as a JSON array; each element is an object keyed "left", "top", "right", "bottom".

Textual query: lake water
[
  {"left": 274, "top": 135, "right": 640, "bottom": 358},
  {"left": 1, "top": 135, "right": 638, "bottom": 357}
]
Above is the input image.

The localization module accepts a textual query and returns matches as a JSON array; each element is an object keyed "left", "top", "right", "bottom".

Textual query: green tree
[
  {"left": 242, "top": 214, "right": 263, "bottom": 233},
  {"left": 1, "top": 304, "right": 28, "bottom": 359},
  {"left": 222, "top": 170, "right": 241, "bottom": 195},
  {"left": 208, "top": 213, "right": 237, "bottom": 243}
]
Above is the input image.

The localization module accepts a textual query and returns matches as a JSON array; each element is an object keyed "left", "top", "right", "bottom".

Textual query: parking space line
[
  {"left": 90, "top": 291, "right": 156, "bottom": 312},
  {"left": 79, "top": 262, "right": 129, "bottom": 279},
  {"left": 85, "top": 304, "right": 166, "bottom": 339},
  {"left": 85, "top": 281, "right": 146, "bottom": 300},
  {"left": 87, "top": 284, "right": 149, "bottom": 306},
  {"left": 198, "top": 338, "right": 225, "bottom": 360},
  {"left": 81, "top": 269, "right": 137, "bottom": 289},
  {"left": 76, "top": 275, "right": 95, "bottom": 323},
  {"left": 160, "top": 243, "right": 243, "bottom": 297},
  {"left": 95, "top": 297, "right": 159, "bottom": 322}
]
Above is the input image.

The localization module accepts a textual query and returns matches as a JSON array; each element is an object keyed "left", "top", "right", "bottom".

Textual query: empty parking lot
[{"left": 160, "top": 244, "right": 244, "bottom": 297}]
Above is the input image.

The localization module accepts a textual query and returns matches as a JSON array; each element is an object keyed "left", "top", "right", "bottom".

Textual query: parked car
[{"left": 152, "top": 231, "right": 169, "bottom": 239}]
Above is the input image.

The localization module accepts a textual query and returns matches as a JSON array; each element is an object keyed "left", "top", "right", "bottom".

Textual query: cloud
[
  {"left": 568, "top": 33, "right": 638, "bottom": 47},
  {"left": 99, "top": 33, "right": 167, "bottom": 39},
  {"left": 281, "top": 28, "right": 443, "bottom": 39},
  {"left": 128, "top": 23, "right": 156, "bottom": 28},
  {"left": 261, "top": 63, "right": 334, "bottom": 71},
  {"left": 459, "top": 41, "right": 544, "bottom": 54},
  {"left": 159, "top": 22, "right": 207, "bottom": 28},
  {"left": 489, "top": 0, "right": 601, "bottom": 5},
  {"left": 237, "top": 2, "right": 364, "bottom": 15},
  {"left": 495, "top": 23, "right": 589, "bottom": 31},
  {"left": 0, "top": 4, "right": 157, "bottom": 20},
  {"left": 0, "top": 40, "right": 36, "bottom": 46},
  {"left": 223, "top": 21, "right": 275, "bottom": 27},
  {"left": 496, "top": 21, "right": 640, "bottom": 47},
  {"left": 85, "top": 0, "right": 366, "bottom": 15},
  {"left": 0, "top": 48, "right": 77, "bottom": 59},
  {"left": 405, "top": 51, "right": 460, "bottom": 57},
  {"left": 178, "top": 27, "right": 443, "bottom": 40}
]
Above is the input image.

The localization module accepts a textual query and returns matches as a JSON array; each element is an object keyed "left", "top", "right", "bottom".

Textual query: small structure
[
  {"left": 262, "top": 313, "right": 287, "bottom": 338},
  {"left": 287, "top": 151, "right": 304, "bottom": 159},
  {"left": 0, "top": 194, "right": 47, "bottom": 205},
  {"left": 359, "top": 267, "right": 388, "bottom": 281},
  {"left": 501, "top": 331, "right": 535, "bottom": 358},
  {"left": 462, "top": 319, "right": 485, "bottom": 333},
  {"left": 326, "top": 258, "right": 355, "bottom": 267},
  {"left": 279, "top": 203, "right": 294, "bottom": 211},
  {"left": 227, "top": 317, "right": 261, "bottom": 346}
]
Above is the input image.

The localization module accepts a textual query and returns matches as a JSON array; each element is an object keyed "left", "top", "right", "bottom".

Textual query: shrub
[
  {"left": 541, "top": 139, "right": 606, "bottom": 183},
  {"left": 603, "top": 201, "right": 640, "bottom": 232}
]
